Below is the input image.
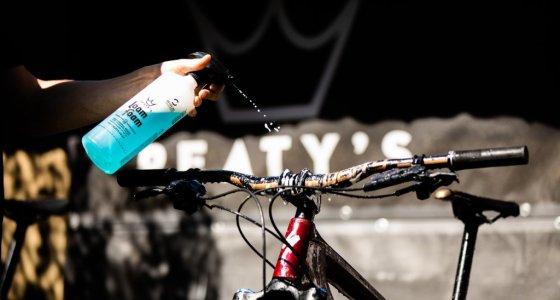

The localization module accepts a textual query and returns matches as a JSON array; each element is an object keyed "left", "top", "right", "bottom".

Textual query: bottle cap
[{"left": 188, "top": 51, "right": 232, "bottom": 85}]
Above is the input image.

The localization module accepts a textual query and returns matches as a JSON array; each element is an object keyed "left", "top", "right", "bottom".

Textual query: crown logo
[{"left": 188, "top": 0, "right": 360, "bottom": 123}]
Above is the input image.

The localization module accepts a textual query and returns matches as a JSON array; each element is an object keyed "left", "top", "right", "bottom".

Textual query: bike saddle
[{"left": 3, "top": 199, "right": 69, "bottom": 224}]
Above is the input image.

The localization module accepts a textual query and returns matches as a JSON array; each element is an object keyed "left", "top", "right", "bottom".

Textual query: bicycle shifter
[{"left": 166, "top": 179, "right": 207, "bottom": 215}]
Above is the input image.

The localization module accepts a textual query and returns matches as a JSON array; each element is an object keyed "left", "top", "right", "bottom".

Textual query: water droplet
[{"left": 230, "top": 82, "right": 280, "bottom": 134}]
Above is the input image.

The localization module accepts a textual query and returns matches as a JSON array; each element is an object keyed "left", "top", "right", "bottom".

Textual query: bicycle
[{"left": 116, "top": 145, "right": 529, "bottom": 300}]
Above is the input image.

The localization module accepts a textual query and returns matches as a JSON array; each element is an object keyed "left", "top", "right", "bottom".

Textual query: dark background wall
[{"left": 11, "top": 0, "right": 559, "bottom": 137}]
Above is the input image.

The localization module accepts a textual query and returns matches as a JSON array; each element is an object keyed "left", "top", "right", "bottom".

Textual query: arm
[{"left": 2, "top": 55, "right": 223, "bottom": 136}]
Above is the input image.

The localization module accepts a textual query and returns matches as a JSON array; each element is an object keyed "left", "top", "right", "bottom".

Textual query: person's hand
[{"left": 160, "top": 55, "right": 225, "bottom": 117}]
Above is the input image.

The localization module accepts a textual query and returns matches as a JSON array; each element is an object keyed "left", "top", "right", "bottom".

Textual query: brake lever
[
  {"left": 395, "top": 171, "right": 459, "bottom": 200},
  {"left": 132, "top": 180, "right": 207, "bottom": 215}
]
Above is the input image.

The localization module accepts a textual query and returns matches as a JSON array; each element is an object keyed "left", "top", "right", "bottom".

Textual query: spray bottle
[{"left": 82, "top": 51, "right": 231, "bottom": 174}]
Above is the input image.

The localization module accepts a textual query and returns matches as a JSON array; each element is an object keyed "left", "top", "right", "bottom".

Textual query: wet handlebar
[{"left": 117, "top": 145, "right": 529, "bottom": 190}]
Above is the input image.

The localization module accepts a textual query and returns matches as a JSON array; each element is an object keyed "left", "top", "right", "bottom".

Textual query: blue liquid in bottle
[{"left": 82, "top": 73, "right": 198, "bottom": 174}]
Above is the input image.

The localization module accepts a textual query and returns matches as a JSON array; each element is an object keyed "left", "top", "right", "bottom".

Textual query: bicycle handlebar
[{"left": 117, "top": 145, "right": 528, "bottom": 192}]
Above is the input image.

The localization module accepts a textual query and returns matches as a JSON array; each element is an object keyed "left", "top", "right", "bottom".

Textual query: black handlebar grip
[
  {"left": 116, "top": 169, "right": 178, "bottom": 187},
  {"left": 448, "top": 145, "right": 529, "bottom": 170}
]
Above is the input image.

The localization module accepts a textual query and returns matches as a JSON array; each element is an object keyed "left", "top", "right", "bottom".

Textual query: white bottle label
[
  {"left": 82, "top": 72, "right": 198, "bottom": 174},
  {"left": 130, "top": 72, "right": 195, "bottom": 114}
]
